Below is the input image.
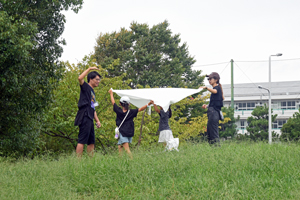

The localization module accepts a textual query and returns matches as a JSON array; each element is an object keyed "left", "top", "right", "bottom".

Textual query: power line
[
  {"left": 225, "top": 86, "right": 300, "bottom": 88},
  {"left": 234, "top": 62, "right": 266, "bottom": 96},
  {"left": 235, "top": 57, "right": 300, "bottom": 63},
  {"left": 235, "top": 60, "right": 268, "bottom": 63},
  {"left": 272, "top": 58, "right": 300, "bottom": 62},
  {"left": 219, "top": 62, "right": 230, "bottom": 75},
  {"left": 192, "top": 57, "right": 300, "bottom": 68},
  {"left": 192, "top": 61, "right": 229, "bottom": 68}
]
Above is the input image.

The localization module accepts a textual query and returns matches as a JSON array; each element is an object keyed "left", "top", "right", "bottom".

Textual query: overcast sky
[{"left": 60, "top": 0, "right": 300, "bottom": 85}]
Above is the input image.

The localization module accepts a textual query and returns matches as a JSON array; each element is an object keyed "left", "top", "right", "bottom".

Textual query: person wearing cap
[
  {"left": 108, "top": 89, "right": 153, "bottom": 158},
  {"left": 74, "top": 67, "right": 102, "bottom": 157},
  {"left": 199, "top": 72, "right": 224, "bottom": 145}
]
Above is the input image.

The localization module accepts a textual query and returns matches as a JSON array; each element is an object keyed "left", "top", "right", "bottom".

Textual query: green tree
[
  {"left": 219, "top": 107, "right": 239, "bottom": 139},
  {"left": 94, "top": 20, "right": 204, "bottom": 88},
  {"left": 246, "top": 105, "right": 278, "bottom": 141},
  {"left": 0, "top": 0, "right": 83, "bottom": 156},
  {"left": 280, "top": 108, "right": 300, "bottom": 141}
]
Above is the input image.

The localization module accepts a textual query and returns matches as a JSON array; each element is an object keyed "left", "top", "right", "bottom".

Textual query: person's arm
[
  {"left": 168, "top": 106, "right": 172, "bottom": 118},
  {"left": 221, "top": 86, "right": 225, "bottom": 100},
  {"left": 138, "top": 100, "right": 153, "bottom": 112},
  {"left": 108, "top": 89, "right": 115, "bottom": 105},
  {"left": 78, "top": 67, "right": 99, "bottom": 85},
  {"left": 199, "top": 86, "right": 213, "bottom": 109},
  {"left": 153, "top": 103, "right": 160, "bottom": 114},
  {"left": 199, "top": 86, "right": 217, "bottom": 94},
  {"left": 94, "top": 111, "right": 101, "bottom": 128}
]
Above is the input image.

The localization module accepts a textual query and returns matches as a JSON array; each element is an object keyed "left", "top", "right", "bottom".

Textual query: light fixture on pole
[
  {"left": 258, "top": 85, "right": 269, "bottom": 91},
  {"left": 268, "top": 53, "right": 282, "bottom": 144}
]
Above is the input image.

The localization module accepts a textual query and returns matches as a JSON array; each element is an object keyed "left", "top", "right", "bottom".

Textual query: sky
[{"left": 60, "top": 0, "right": 300, "bottom": 85}]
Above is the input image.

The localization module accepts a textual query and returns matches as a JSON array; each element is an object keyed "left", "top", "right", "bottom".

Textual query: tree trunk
[{"left": 137, "top": 109, "right": 146, "bottom": 149}]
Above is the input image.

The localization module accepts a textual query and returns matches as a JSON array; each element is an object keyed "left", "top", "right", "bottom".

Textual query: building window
[
  {"left": 240, "top": 120, "right": 247, "bottom": 129},
  {"left": 271, "top": 101, "right": 279, "bottom": 109},
  {"left": 247, "top": 102, "right": 255, "bottom": 110},
  {"left": 272, "top": 120, "right": 287, "bottom": 129},
  {"left": 238, "top": 103, "right": 247, "bottom": 110},
  {"left": 281, "top": 101, "right": 296, "bottom": 110},
  {"left": 236, "top": 102, "right": 256, "bottom": 110}
]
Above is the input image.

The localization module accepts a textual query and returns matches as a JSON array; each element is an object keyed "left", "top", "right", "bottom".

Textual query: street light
[
  {"left": 268, "top": 53, "right": 282, "bottom": 144},
  {"left": 257, "top": 85, "right": 271, "bottom": 143},
  {"left": 258, "top": 85, "right": 269, "bottom": 91}
]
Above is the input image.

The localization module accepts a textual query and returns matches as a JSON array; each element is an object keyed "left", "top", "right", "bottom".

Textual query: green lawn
[{"left": 1, "top": 142, "right": 300, "bottom": 199}]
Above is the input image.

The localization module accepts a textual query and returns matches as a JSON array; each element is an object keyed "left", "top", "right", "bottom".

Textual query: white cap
[{"left": 120, "top": 96, "right": 130, "bottom": 104}]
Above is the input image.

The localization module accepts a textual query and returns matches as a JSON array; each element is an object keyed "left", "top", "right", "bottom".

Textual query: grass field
[{"left": 1, "top": 141, "right": 300, "bottom": 199}]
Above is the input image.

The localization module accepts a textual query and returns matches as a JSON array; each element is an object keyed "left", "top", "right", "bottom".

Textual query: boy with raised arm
[{"left": 74, "top": 67, "right": 101, "bottom": 157}]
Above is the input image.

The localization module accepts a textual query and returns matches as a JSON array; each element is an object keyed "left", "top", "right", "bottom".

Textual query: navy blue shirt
[
  {"left": 158, "top": 109, "right": 171, "bottom": 132},
  {"left": 74, "top": 82, "right": 96, "bottom": 126},
  {"left": 113, "top": 103, "right": 138, "bottom": 137},
  {"left": 209, "top": 85, "right": 223, "bottom": 111}
]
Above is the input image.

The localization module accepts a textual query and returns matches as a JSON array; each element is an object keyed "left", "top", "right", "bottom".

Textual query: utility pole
[{"left": 230, "top": 59, "right": 234, "bottom": 109}]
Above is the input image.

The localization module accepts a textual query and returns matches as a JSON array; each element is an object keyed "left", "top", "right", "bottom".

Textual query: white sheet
[{"left": 111, "top": 88, "right": 203, "bottom": 112}]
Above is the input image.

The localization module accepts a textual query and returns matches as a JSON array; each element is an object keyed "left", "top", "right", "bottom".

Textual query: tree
[
  {"left": 0, "top": 0, "right": 83, "bottom": 156},
  {"left": 280, "top": 108, "right": 300, "bottom": 141},
  {"left": 246, "top": 105, "right": 278, "bottom": 141},
  {"left": 219, "top": 107, "right": 239, "bottom": 139},
  {"left": 94, "top": 20, "right": 204, "bottom": 88}
]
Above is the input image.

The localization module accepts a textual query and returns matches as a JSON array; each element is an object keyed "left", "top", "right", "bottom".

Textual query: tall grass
[{"left": 1, "top": 142, "right": 300, "bottom": 199}]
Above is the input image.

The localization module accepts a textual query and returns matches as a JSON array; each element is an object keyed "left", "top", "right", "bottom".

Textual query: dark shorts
[{"left": 78, "top": 116, "right": 95, "bottom": 145}]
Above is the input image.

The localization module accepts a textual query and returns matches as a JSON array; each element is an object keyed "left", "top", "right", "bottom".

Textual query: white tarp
[
  {"left": 111, "top": 88, "right": 203, "bottom": 112},
  {"left": 166, "top": 138, "right": 180, "bottom": 152}
]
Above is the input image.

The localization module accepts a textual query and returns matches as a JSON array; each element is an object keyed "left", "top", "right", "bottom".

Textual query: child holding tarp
[
  {"left": 108, "top": 89, "right": 153, "bottom": 159},
  {"left": 153, "top": 103, "right": 174, "bottom": 148}
]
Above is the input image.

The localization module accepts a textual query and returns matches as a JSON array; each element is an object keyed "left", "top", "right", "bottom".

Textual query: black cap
[{"left": 206, "top": 72, "right": 220, "bottom": 80}]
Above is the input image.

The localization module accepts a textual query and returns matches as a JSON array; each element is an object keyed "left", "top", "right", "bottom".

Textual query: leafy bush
[
  {"left": 281, "top": 109, "right": 300, "bottom": 141},
  {"left": 219, "top": 107, "right": 239, "bottom": 139}
]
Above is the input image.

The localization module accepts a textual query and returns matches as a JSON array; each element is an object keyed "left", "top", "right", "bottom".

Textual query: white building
[{"left": 221, "top": 81, "right": 300, "bottom": 134}]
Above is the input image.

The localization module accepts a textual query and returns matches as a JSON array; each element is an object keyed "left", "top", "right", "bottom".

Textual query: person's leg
[
  {"left": 207, "top": 108, "right": 213, "bottom": 143},
  {"left": 87, "top": 144, "right": 95, "bottom": 157},
  {"left": 118, "top": 145, "right": 123, "bottom": 157},
  {"left": 158, "top": 131, "right": 167, "bottom": 149},
  {"left": 77, "top": 116, "right": 91, "bottom": 156},
  {"left": 76, "top": 143, "right": 84, "bottom": 157},
  {"left": 164, "top": 130, "right": 174, "bottom": 150},
  {"left": 122, "top": 143, "right": 133, "bottom": 159},
  {"left": 210, "top": 109, "right": 220, "bottom": 146},
  {"left": 86, "top": 118, "right": 95, "bottom": 157}
]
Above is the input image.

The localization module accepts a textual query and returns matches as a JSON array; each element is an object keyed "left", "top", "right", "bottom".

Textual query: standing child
[
  {"left": 74, "top": 67, "right": 101, "bottom": 157},
  {"left": 153, "top": 103, "right": 174, "bottom": 148},
  {"left": 199, "top": 72, "right": 224, "bottom": 145},
  {"left": 108, "top": 89, "right": 153, "bottom": 158}
]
